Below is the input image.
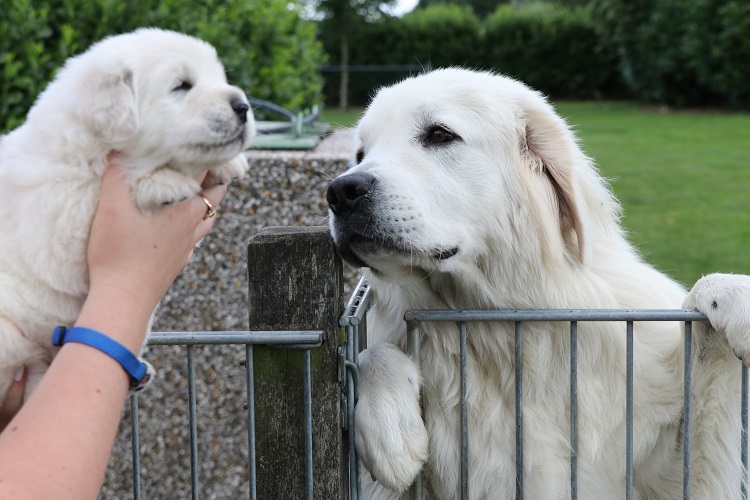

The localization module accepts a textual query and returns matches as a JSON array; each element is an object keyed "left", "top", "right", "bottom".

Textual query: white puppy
[
  {"left": 327, "top": 68, "right": 750, "bottom": 498},
  {"left": 0, "top": 28, "right": 254, "bottom": 404}
]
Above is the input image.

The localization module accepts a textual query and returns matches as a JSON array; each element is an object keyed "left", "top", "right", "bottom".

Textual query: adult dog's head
[
  {"left": 328, "top": 69, "right": 621, "bottom": 290},
  {"left": 28, "top": 28, "right": 254, "bottom": 176}
]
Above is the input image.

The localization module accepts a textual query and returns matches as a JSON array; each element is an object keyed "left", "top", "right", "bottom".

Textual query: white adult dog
[
  {"left": 0, "top": 28, "right": 254, "bottom": 404},
  {"left": 327, "top": 68, "right": 750, "bottom": 499}
]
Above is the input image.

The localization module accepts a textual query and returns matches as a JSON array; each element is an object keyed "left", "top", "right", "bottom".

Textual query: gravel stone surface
[{"left": 101, "top": 130, "right": 356, "bottom": 499}]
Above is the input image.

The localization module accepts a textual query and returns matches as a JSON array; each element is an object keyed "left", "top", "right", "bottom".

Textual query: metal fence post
[{"left": 247, "top": 226, "right": 347, "bottom": 499}]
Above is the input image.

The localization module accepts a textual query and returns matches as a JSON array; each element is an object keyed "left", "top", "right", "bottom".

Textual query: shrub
[
  {"left": 399, "top": 5, "right": 483, "bottom": 68},
  {"left": 686, "top": 0, "right": 750, "bottom": 109},
  {"left": 320, "top": 5, "right": 482, "bottom": 107},
  {"left": 591, "top": 0, "right": 750, "bottom": 109},
  {"left": 0, "top": 0, "right": 325, "bottom": 132},
  {"left": 483, "top": 3, "right": 621, "bottom": 99}
]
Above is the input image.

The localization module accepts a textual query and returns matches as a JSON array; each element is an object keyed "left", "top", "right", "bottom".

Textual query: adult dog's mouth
[{"left": 333, "top": 230, "right": 459, "bottom": 269}]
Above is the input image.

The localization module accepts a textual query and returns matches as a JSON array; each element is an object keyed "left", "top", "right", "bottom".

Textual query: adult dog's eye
[
  {"left": 355, "top": 149, "right": 365, "bottom": 164},
  {"left": 425, "top": 126, "right": 456, "bottom": 144},
  {"left": 173, "top": 80, "right": 193, "bottom": 92}
]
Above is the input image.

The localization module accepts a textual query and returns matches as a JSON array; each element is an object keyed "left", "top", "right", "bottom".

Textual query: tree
[{"left": 313, "top": 0, "right": 397, "bottom": 110}]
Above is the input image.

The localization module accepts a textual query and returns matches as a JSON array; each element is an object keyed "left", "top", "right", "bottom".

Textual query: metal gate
[
  {"left": 339, "top": 277, "right": 750, "bottom": 500},
  {"left": 128, "top": 275, "right": 749, "bottom": 499}
]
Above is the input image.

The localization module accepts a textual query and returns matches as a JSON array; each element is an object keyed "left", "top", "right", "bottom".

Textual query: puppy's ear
[
  {"left": 521, "top": 103, "right": 591, "bottom": 265},
  {"left": 79, "top": 65, "right": 139, "bottom": 142}
]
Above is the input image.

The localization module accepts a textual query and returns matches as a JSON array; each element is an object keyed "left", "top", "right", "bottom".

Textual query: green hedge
[
  {"left": 591, "top": 0, "right": 750, "bottom": 109},
  {"left": 321, "top": 3, "right": 620, "bottom": 106},
  {"left": 686, "top": 0, "right": 750, "bottom": 109},
  {"left": 321, "top": 5, "right": 484, "bottom": 107},
  {"left": 322, "top": 1, "right": 749, "bottom": 109},
  {"left": 483, "top": 3, "right": 621, "bottom": 99},
  {"left": 400, "top": 5, "right": 483, "bottom": 68},
  {"left": 0, "top": 0, "right": 325, "bottom": 133}
]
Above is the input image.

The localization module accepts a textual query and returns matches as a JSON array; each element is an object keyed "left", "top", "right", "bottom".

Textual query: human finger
[{"left": 0, "top": 367, "right": 27, "bottom": 432}]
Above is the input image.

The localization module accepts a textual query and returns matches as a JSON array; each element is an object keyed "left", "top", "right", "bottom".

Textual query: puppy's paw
[
  {"left": 201, "top": 153, "right": 249, "bottom": 189},
  {"left": 684, "top": 273, "right": 750, "bottom": 365},
  {"left": 355, "top": 344, "right": 428, "bottom": 493},
  {"left": 133, "top": 168, "right": 201, "bottom": 214}
]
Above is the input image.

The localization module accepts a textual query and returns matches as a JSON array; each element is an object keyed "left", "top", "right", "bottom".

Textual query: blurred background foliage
[
  {"left": 0, "top": 0, "right": 324, "bottom": 132},
  {"left": 1, "top": 0, "right": 749, "bottom": 131},
  {"left": 320, "top": 0, "right": 750, "bottom": 110}
]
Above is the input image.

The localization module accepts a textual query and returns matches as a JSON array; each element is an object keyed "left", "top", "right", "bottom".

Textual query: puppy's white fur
[
  {"left": 0, "top": 28, "right": 254, "bottom": 403},
  {"left": 328, "top": 68, "right": 750, "bottom": 498}
]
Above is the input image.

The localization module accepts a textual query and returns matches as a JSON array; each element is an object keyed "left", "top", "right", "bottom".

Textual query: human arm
[{"left": 0, "top": 159, "right": 227, "bottom": 498}]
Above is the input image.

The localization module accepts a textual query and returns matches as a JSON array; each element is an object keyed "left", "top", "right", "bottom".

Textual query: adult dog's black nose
[
  {"left": 231, "top": 99, "right": 250, "bottom": 123},
  {"left": 327, "top": 172, "right": 376, "bottom": 216}
]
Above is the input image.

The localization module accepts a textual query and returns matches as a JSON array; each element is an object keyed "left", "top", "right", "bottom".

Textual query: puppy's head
[
  {"left": 31, "top": 28, "right": 255, "bottom": 175},
  {"left": 327, "top": 68, "right": 617, "bottom": 282}
]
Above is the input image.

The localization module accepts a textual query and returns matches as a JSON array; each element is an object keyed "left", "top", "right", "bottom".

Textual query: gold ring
[{"left": 200, "top": 195, "right": 216, "bottom": 220}]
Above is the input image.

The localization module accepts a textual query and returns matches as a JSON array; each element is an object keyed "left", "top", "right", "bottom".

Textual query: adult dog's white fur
[
  {"left": 0, "top": 28, "right": 254, "bottom": 404},
  {"left": 327, "top": 68, "right": 750, "bottom": 498}
]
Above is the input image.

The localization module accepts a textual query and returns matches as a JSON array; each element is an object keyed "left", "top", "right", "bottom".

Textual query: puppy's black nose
[
  {"left": 327, "top": 172, "right": 376, "bottom": 216},
  {"left": 231, "top": 99, "right": 250, "bottom": 123}
]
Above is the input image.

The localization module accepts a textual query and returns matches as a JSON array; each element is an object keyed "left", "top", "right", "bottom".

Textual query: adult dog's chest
[{"left": 415, "top": 321, "right": 574, "bottom": 493}]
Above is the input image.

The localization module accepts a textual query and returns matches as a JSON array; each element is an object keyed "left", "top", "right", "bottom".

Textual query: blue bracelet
[{"left": 52, "top": 326, "right": 154, "bottom": 392}]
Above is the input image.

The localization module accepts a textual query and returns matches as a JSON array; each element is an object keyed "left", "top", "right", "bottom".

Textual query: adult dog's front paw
[
  {"left": 684, "top": 273, "right": 750, "bottom": 366},
  {"left": 355, "top": 343, "right": 428, "bottom": 493},
  {"left": 201, "top": 153, "right": 249, "bottom": 189},
  {"left": 133, "top": 168, "right": 200, "bottom": 214}
]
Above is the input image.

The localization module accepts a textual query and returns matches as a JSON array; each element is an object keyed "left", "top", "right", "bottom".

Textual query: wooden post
[{"left": 247, "top": 226, "right": 346, "bottom": 499}]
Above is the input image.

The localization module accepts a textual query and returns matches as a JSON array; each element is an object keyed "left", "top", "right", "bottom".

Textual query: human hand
[
  {"left": 86, "top": 155, "right": 228, "bottom": 321},
  {"left": 0, "top": 368, "right": 26, "bottom": 433}
]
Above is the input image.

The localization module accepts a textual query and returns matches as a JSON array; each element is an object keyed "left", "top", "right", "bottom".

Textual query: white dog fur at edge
[
  {"left": 0, "top": 28, "right": 254, "bottom": 405},
  {"left": 327, "top": 68, "right": 750, "bottom": 499}
]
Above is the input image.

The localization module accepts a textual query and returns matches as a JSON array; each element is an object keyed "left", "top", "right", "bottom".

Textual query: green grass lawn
[{"left": 321, "top": 103, "right": 750, "bottom": 287}]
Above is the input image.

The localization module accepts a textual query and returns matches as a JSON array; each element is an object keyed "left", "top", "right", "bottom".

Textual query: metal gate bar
[
  {"left": 245, "top": 344, "right": 256, "bottom": 500},
  {"left": 130, "top": 395, "right": 141, "bottom": 499},
  {"left": 303, "top": 349, "right": 313, "bottom": 500},
  {"left": 460, "top": 321, "right": 469, "bottom": 499},
  {"left": 684, "top": 322, "right": 693, "bottom": 499},
  {"left": 570, "top": 321, "right": 578, "bottom": 500},
  {"left": 406, "top": 320, "right": 424, "bottom": 500},
  {"left": 339, "top": 277, "right": 373, "bottom": 500},
  {"left": 129, "top": 330, "right": 324, "bottom": 500},
  {"left": 515, "top": 321, "right": 523, "bottom": 499},
  {"left": 188, "top": 345, "right": 199, "bottom": 500},
  {"left": 626, "top": 321, "right": 634, "bottom": 500}
]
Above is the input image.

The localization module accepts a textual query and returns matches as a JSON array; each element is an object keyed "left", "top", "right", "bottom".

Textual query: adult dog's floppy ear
[
  {"left": 78, "top": 65, "right": 139, "bottom": 142},
  {"left": 521, "top": 101, "right": 591, "bottom": 265}
]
